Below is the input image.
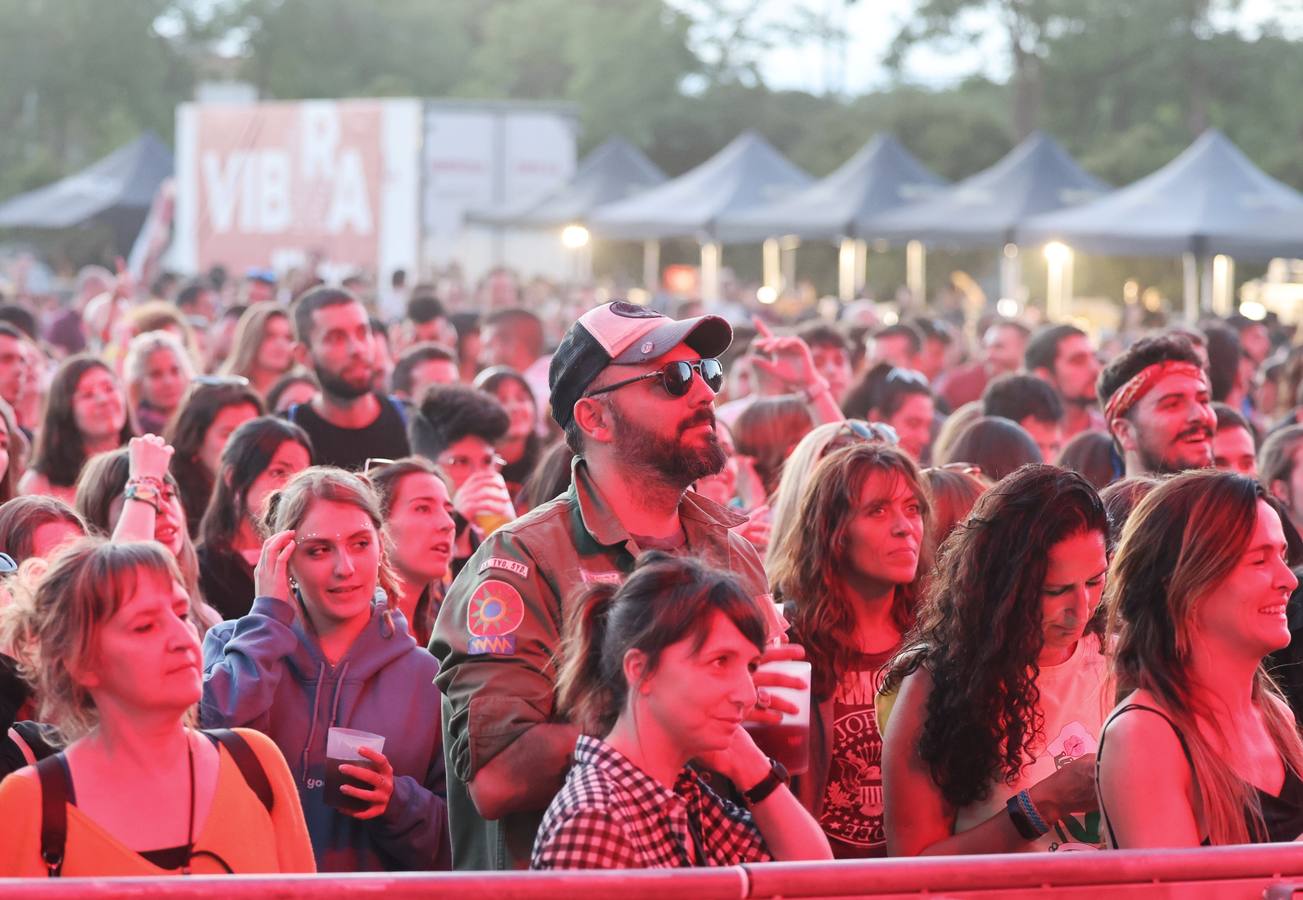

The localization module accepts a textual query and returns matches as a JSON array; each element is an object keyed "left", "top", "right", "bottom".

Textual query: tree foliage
[{"left": 1, "top": 0, "right": 1300, "bottom": 247}]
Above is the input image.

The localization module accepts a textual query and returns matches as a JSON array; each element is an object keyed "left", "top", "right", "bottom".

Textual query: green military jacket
[{"left": 429, "top": 457, "right": 771, "bottom": 870}]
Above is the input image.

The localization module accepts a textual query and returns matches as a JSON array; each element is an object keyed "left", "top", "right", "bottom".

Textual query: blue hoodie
[{"left": 201, "top": 595, "right": 450, "bottom": 872}]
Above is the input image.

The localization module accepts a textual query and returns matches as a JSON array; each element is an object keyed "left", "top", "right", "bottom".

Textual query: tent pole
[
  {"left": 1063, "top": 248, "right": 1074, "bottom": 320},
  {"left": 838, "top": 239, "right": 856, "bottom": 301},
  {"left": 855, "top": 240, "right": 868, "bottom": 296},
  {"left": 1200, "top": 255, "right": 1214, "bottom": 314},
  {"left": 906, "top": 240, "right": 926, "bottom": 305},
  {"left": 1224, "top": 256, "right": 1235, "bottom": 314},
  {"left": 780, "top": 236, "right": 799, "bottom": 295},
  {"left": 1181, "top": 253, "right": 1199, "bottom": 323},
  {"left": 701, "top": 242, "right": 721, "bottom": 307},
  {"left": 1000, "top": 244, "right": 1021, "bottom": 305},
  {"left": 1212, "top": 255, "right": 1234, "bottom": 316},
  {"left": 642, "top": 240, "right": 660, "bottom": 292},
  {"left": 763, "top": 239, "right": 781, "bottom": 292}
]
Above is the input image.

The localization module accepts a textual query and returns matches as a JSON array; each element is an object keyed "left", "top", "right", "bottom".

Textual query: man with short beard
[
  {"left": 1097, "top": 333, "right": 1215, "bottom": 478},
  {"left": 285, "top": 287, "right": 410, "bottom": 470},
  {"left": 431, "top": 301, "right": 790, "bottom": 870},
  {"left": 1025, "top": 323, "right": 1104, "bottom": 441}
]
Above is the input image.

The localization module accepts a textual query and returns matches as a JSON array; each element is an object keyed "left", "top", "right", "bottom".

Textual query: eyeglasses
[
  {"left": 364, "top": 457, "right": 395, "bottom": 474},
  {"left": 0, "top": 552, "right": 15, "bottom": 574},
  {"left": 886, "top": 367, "right": 929, "bottom": 387},
  {"left": 586, "top": 358, "right": 724, "bottom": 399},
  {"left": 437, "top": 452, "right": 507, "bottom": 473},
  {"left": 843, "top": 419, "right": 899, "bottom": 445},
  {"left": 193, "top": 374, "right": 250, "bottom": 388}
]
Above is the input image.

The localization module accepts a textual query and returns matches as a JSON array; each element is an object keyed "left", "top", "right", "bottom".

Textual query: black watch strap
[{"left": 743, "top": 758, "right": 790, "bottom": 806}]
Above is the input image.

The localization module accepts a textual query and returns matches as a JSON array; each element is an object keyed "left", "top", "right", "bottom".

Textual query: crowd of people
[{"left": 0, "top": 258, "right": 1301, "bottom": 879}]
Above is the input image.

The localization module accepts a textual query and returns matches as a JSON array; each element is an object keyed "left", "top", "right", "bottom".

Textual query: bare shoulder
[{"left": 1100, "top": 694, "right": 1191, "bottom": 783}]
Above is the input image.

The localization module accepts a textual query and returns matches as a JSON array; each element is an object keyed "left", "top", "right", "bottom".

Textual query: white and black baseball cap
[{"left": 548, "top": 300, "right": 731, "bottom": 430}]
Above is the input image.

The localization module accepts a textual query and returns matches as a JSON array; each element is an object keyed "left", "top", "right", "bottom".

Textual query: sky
[{"left": 681, "top": 0, "right": 1303, "bottom": 96}]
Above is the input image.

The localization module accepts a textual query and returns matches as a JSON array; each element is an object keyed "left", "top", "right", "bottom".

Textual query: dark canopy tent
[
  {"left": 865, "top": 131, "right": 1108, "bottom": 248},
  {"left": 1206, "top": 208, "right": 1303, "bottom": 260},
  {"left": 0, "top": 132, "right": 173, "bottom": 254},
  {"left": 469, "top": 137, "right": 667, "bottom": 229},
  {"left": 717, "top": 133, "right": 947, "bottom": 241},
  {"left": 588, "top": 130, "right": 812, "bottom": 241},
  {"left": 1019, "top": 130, "right": 1303, "bottom": 259}
]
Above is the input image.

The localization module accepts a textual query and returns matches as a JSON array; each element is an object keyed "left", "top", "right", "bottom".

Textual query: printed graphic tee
[
  {"left": 818, "top": 648, "right": 895, "bottom": 858},
  {"left": 952, "top": 634, "right": 1113, "bottom": 851}
]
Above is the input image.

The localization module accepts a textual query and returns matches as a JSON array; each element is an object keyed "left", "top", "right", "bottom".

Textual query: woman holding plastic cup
[
  {"left": 533, "top": 553, "right": 831, "bottom": 869},
  {"left": 408, "top": 385, "right": 515, "bottom": 576},
  {"left": 766, "top": 443, "right": 932, "bottom": 858},
  {"left": 200, "top": 466, "right": 450, "bottom": 872}
]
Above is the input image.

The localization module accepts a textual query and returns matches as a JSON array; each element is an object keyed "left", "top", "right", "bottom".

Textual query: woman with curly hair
[
  {"left": 1098, "top": 470, "right": 1303, "bottom": 846},
  {"left": 767, "top": 443, "right": 931, "bottom": 858},
  {"left": 881, "top": 465, "right": 1111, "bottom": 855}
]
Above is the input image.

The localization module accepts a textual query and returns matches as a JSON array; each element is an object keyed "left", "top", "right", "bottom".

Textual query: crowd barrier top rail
[{"left": 2, "top": 843, "right": 1302, "bottom": 899}]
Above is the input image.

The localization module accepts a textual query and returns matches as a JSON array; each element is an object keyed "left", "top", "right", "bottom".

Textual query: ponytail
[
  {"left": 554, "top": 552, "right": 767, "bottom": 738},
  {"left": 556, "top": 583, "right": 620, "bottom": 736}
]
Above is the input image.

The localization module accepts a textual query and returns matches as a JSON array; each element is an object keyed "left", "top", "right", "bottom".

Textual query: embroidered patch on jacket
[
  {"left": 467, "top": 580, "right": 526, "bottom": 655},
  {"left": 478, "top": 557, "right": 530, "bottom": 579}
]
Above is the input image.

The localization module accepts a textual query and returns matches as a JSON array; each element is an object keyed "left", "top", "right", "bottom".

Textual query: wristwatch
[{"left": 742, "top": 758, "right": 790, "bottom": 806}]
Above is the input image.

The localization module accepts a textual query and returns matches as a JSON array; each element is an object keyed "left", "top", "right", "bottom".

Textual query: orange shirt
[{"left": 0, "top": 728, "right": 315, "bottom": 876}]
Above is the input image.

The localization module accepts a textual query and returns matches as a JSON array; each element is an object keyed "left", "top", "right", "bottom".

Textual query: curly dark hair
[
  {"left": 882, "top": 464, "right": 1107, "bottom": 809},
  {"left": 1096, "top": 333, "right": 1202, "bottom": 413},
  {"left": 408, "top": 384, "right": 510, "bottom": 460}
]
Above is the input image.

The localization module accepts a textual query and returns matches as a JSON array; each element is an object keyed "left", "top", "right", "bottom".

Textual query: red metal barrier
[
  {"left": 744, "top": 843, "right": 1303, "bottom": 898},
  {"left": 0, "top": 868, "right": 745, "bottom": 900},
  {"left": 2, "top": 844, "right": 1302, "bottom": 899}
]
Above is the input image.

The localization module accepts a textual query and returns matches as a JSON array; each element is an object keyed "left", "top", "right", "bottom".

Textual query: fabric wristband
[{"left": 1006, "top": 790, "right": 1050, "bottom": 840}]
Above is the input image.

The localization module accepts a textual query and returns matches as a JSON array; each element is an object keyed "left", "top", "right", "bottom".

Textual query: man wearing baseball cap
[{"left": 431, "top": 300, "right": 788, "bottom": 870}]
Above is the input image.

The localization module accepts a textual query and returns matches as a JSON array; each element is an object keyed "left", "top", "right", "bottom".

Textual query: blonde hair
[
  {"left": 122, "top": 329, "right": 195, "bottom": 412},
  {"left": 124, "top": 301, "right": 200, "bottom": 361},
  {"left": 265, "top": 466, "right": 402, "bottom": 606},
  {"left": 0, "top": 538, "right": 186, "bottom": 740},
  {"left": 220, "top": 303, "right": 291, "bottom": 382}
]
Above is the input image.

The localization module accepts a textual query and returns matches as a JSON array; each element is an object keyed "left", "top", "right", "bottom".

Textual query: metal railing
[{"left": 2, "top": 843, "right": 1302, "bottom": 899}]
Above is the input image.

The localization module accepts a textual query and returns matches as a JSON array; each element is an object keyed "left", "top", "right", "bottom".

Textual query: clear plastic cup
[
  {"left": 324, "top": 727, "right": 385, "bottom": 811},
  {"left": 744, "top": 659, "right": 811, "bottom": 775}
]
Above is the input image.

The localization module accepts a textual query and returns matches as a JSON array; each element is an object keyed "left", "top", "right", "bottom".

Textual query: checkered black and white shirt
[{"left": 531, "top": 735, "right": 772, "bottom": 869}]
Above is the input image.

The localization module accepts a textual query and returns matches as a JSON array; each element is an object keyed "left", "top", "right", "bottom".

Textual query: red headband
[{"left": 1104, "top": 360, "right": 1206, "bottom": 427}]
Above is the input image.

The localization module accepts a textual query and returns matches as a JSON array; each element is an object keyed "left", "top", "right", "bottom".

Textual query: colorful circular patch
[{"left": 467, "top": 580, "right": 525, "bottom": 637}]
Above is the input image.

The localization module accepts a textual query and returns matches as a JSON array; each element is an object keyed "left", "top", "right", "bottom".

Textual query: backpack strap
[
  {"left": 35, "top": 753, "right": 69, "bottom": 877},
  {"left": 387, "top": 394, "right": 409, "bottom": 428},
  {"left": 204, "top": 729, "right": 273, "bottom": 814}
]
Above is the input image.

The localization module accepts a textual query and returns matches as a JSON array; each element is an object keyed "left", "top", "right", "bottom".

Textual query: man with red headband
[{"left": 1097, "top": 333, "right": 1215, "bottom": 478}]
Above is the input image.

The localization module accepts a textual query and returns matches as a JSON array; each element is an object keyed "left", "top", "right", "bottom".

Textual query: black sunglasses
[{"left": 586, "top": 358, "right": 725, "bottom": 399}]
